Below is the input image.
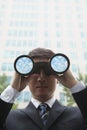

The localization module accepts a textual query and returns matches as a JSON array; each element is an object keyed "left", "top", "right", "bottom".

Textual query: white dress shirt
[{"left": 0, "top": 81, "right": 85, "bottom": 103}]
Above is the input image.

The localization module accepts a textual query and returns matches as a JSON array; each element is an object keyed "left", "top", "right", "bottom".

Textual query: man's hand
[
  {"left": 54, "top": 69, "right": 78, "bottom": 89},
  {"left": 11, "top": 72, "right": 30, "bottom": 92}
]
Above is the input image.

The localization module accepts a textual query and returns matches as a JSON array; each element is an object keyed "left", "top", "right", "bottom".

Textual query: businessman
[{"left": 0, "top": 48, "right": 87, "bottom": 130}]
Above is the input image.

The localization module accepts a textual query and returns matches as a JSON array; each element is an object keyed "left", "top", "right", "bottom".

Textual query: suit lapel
[
  {"left": 22, "top": 102, "right": 43, "bottom": 128},
  {"left": 46, "top": 100, "right": 66, "bottom": 128},
  {"left": 22, "top": 100, "right": 66, "bottom": 129}
]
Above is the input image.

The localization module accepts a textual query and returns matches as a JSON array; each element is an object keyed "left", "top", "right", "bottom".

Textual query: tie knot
[{"left": 38, "top": 103, "right": 50, "bottom": 112}]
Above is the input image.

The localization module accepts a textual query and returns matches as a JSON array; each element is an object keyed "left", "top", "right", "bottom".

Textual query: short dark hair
[{"left": 28, "top": 48, "right": 55, "bottom": 59}]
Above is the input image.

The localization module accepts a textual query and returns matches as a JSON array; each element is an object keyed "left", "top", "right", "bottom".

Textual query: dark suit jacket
[{"left": 0, "top": 88, "right": 87, "bottom": 130}]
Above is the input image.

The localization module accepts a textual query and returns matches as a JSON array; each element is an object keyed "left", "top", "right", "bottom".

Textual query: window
[
  {"left": 7, "top": 63, "right": 14, "bottom": 71},
  {"left": 83, "top": 52, "right": 87, "bottom": 60},
  {"left": 3, "top": 50, "right": 15, "bottom": 58},
  {"left": 1, "top": 63, "right": 7, "bottom": 71},
  {"left": 1, "top": 63, "right": 13, "bottom": 71},
  {"left": 82, "top": 41, "right": 87, "bottom": 48},
  {"left": 5, "top": 40, "right": 17, "bottom": 47},
  {"left": 85, "top": 64, "right": 87, "bottom": 72},
  {"left": 44, "top": 31, "right": 49, "bottom": 37},
  {"left": 69, "top": 52, "right": 78, "bottom": 60},
  {"left": 44, "top": 40, "right": 49, "bottom": 47},
  {"left": 56, "top": 22, "right": 61, "bottom": 27},
  {"left": 8, "top": 30, "right": 17, "bottom": 36},
  {"left": 56, "top": 31, "right": 61, "bottom": 37},
  {"left": 69, "top": 41, "right": 76, "bottom": 48},
  {"left": 56, "top": 41, "right": 61, "bottom": 48},
  {"left": 71, "top": 64, "right": 78, "bottom": 73},
  {"left": 80, "top": 32, "right": 85, "bottom": 38}
]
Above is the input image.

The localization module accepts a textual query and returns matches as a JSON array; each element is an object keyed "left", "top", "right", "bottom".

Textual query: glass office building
[{"left": 0, "top": 0, "right": 87, "bottom": 107}]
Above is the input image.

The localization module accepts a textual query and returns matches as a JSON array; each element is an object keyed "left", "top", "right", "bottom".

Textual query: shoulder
[
  {"left": 5, "top": 108, "right": 28, "bottom": 127},
  {"left": 65, "top": 106, "right": 82, "bottom": 117},
  {"left": 63, "top": 106, "right": 83, "bottom": 124},
  {"left": 7, "top": 108, "right": 26, "bottom": 119}
]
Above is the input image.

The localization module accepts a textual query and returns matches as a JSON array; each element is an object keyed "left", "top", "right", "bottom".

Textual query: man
[{"left": 0, "top": 48, "right": 87, "bottom": 130}]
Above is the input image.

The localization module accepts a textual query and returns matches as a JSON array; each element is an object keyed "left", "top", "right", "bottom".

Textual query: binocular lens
[
  {"left": 14, "top": 55, "right": 33, "bottom": 75},
  {"left": 50, "top": 54, "right": 70, "bottom": 74}
]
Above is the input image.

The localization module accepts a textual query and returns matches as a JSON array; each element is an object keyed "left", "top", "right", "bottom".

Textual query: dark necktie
[{"left": 38, "top": 103, "right": 50, "bottom": 125}]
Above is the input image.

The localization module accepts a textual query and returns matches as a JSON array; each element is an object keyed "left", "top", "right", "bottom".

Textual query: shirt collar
[{"left": 31, "top": 96, "right": 56, "bottom": 108}]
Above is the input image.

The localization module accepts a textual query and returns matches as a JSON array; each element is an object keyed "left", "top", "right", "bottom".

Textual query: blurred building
[{"left": 0, "top": 0, "right": 87, "bottom": 107}]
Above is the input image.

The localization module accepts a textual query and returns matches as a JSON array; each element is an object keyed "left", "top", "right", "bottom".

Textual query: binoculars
[{"left": 14, "top": 53, "right": 70, "bottom": 76}]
